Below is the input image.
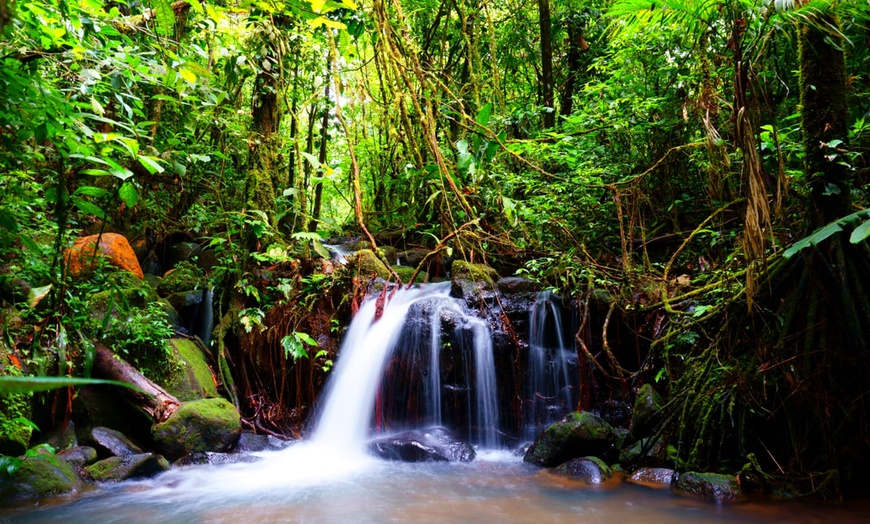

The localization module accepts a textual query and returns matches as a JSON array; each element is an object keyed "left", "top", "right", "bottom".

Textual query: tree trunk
[
  {"left": 800, "top": 15, "right": 850, "bottom": 227},
  {"left": 93, "top": 343, "right": 180, "bottom": 423},
  {"left": 308, "top": 66, "right": 331, "bottom": 233},
  {"left": 559, "top": 20, "right": 588, "bottom": 118},
  {"left": 538, "top": 0, "right": 555, "bottom": 129}
]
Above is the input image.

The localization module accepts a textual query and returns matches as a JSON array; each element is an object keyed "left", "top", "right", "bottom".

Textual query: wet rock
[
  {"left": 85, "top": 453, "right": 170, "bottom": 482},
  {"left": 81, "top": 426, "right": 143, "bottom": 458},
  {"left": 58, "top": 446, "right": 98, "bottom": 468},
  {"left": 0, "top": 451, "right": 82, "bottom": 501},
  {"left": 618, "top": 437, "right": 675, "bottom": 465},
  {"left": 524, "top": 411, "right": 615, "bottom": 467},
  {"left": 552, "top": 457, "right": 614, "bottom": 484},
  {"left": 368, "top": 427, "right": 476, "bottom": 462},
  {"left": 65, "top": 233, "right": 144, "bottom": 279},
  {"left": 152, "top": 398, "right": 241, "bottom": 459},
  {"left": 235, "top": 432, "right": 290, "bottom": 453},
  {"left": 627, "top": 467, "right": 674, "bottom": 489},
  {"left": 39, "top": 420, "right": 77, "bottom": 452},
  {"left": 496, "top": 277, "right": 538, "bottom": 294},
  {"left": 175, "top": 451, "right": 260, "bottom": 466},
  {"left": 160, "top": 338, "right": 218, "bottom": 401},
  {"left": 72, "top": 385, "right": 154, "bottom": 447},
  {"left": 631, "top": 383, "right": 664, "bottom": 434},
  {"left": 672, "top": 471, "right": 744, "bottom": 503}
]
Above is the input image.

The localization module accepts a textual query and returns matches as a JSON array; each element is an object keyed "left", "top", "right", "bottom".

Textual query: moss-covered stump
[
  {"left": 65, "top": 233, "right": 144, "bottom": 279},
  {"left": 627, "top": 467, "right": 674, "bottom": 489},
  {"left": 347, "top": 249, "right": 392, "bottom": 280},
  {"left": 0, "top": 452, "right": 82, "bottom": 501},
  {"left": 672, "top": 471, "right": 744, "bottom": 503},
  {"left": 159, "top": 338, "right": 218, "bottom": 401},
  {"left": 631, "top": 383, "right": 664, "bottom": 435},
  {"left": 152, "top": 398, "right": 241, "bottom": 459},
  {"left": 552, "top": 456, "right": 614, "bottom": 484},
  {"left": 85, "top": 453, "right": 170, "bottom": 482},
  {"left": 524, "top": 411, "right": 616, "bottom": 467}
]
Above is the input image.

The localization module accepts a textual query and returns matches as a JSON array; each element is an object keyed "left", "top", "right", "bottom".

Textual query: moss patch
[
  {"left": 348, "top": 250, "right": 391, "bottom": 280},
  {"left": 451, "top": 260, "right": 499, "bottom": 286},
  {"left": 524, "top": 411, "right": 615, "bottom": 467},
  {"left": 392, "top": 265, "right": 427, "bottom": 284},
  {"left": 0, "top": 453, "right": 82, "bottom": 501},
  {"left": 159, "top": 338, "right": 218, "bottom": 401},
  {"left": 152, "top": 398, "right": 241, "bottom": 459},
  {"left": 157, "top": 261, "right": 206, "bottom": 296}
]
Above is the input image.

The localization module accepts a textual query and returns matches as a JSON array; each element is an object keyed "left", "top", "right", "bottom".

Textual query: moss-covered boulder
[
  {"left": 552, "top": 456, "right": 614, "bottom": 484},
  {"left": 672, "top": 471, "right": 744, "bottom": 503},
  {"left": 85, "top": 453, "right": 170, "bottom": 482},
  {"left": 392, "top": 265, "right": 428, "bottom": 284},
  {"left": 0, "top": 451, "right": 82, "bottom": 501},
  {"left": 451, "top": 260, "right": 499, "bottom": 286},
  {"left": 158, "top": 338, "right": 218, "bottom": 401},
  {"left": 524, "top": 411, "right": 616, "bottom": 467},
  {"left": 631, "top": 383, "right": 664, "bottom": 435},
  {"left": 157, "top": 261, "right": 206, "bottom": 297},
  {"left": 152, "top": 398, "right": 241, "bottom": 459},
  {"left": 88, "top": 271, "right": 160, "bottom": 319},
  {"left": 347, "top": 249, "right": 391, "bottom": 280}
]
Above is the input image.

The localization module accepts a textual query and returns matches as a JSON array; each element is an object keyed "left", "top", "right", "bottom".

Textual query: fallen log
[{"left": 93, "top": 343, "right": 180, "bottom": 423}]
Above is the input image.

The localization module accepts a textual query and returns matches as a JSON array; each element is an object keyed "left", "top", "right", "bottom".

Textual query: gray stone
[
  {"left": 86, "top": 453, "right": 170, "bottom": 482},
  {"left": 82, "top": 426, "right": 143, "bottom": 458},
  {"left": 672, "top": 471, "right": 744, "bottom": 503},
  {"left": 368, "top": 427, "right": 476, "bottom": 462},
  {"left": 58, "top": 446, "right": 98, "bottom": 468},
  {"left": 552, "top": 457, "right": 614, "bottom": 484},
  {"left": 627, "top": 467, "right": 674, "bottom": 488}
]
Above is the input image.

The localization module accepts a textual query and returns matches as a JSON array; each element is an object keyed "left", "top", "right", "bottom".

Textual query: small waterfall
[
  {"left": 196, "top": 286, "right": 214, "bottom": 347},
  {"left": 312, "top": 282, "right": 502, "bottom": 452},
  {"left": 523, "top": 290, "right": 578, "bottom": 440},
  {"left": 324, "top": 244, "right": 352, "bottom": 265}
]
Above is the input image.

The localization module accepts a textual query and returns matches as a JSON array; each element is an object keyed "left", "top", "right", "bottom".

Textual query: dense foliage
[{"left": 1, "top": 0, "right": 869, "bottom": 492}]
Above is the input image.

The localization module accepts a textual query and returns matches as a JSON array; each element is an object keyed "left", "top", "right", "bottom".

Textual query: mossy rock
[
  {"left": 379, "top": 246, "right": 399, "bottom": 266},
  {"left": 88, "top": 271, "right": 160, "bottom": 320},
  {"left": 152, "top": 398, "right": 241, "bottom": 460},
  {"left": 159, "top": 338, "right": 218, "bottom": 402},
  {"left": 85, "top": 453, "right": 170, "bottom": 482},
  {"left": 347, "top": 249, "right": 391, "bottom": 280},
  {"left": 157, "top": 261, "right": 206, "bottom": 296},
  {"left": 392, "top": 265, "right": 428, "bottom": 284},
  {"left": 450, "top": 260, "right": 499, "bottom": 286},
  {"left": 627, "top": 467, "right": 675, "bottom": 489},
  {"left": 619, "top": 436, "right": 675, "bottom": 465},
  {"left": 631, "top": 383, "right": 664, "bottom": 435},
  {"left": 58, "top": 446, "right": 98, "bottom": 468},
  {"left": 672, "top": 471, "right": 744, "bottom": 503},
  {"left": 0, "top": 349, "right": 32, "bottom": 456},
  {"left": 524, "top": 411, "right": 616, "bottom": 467},
  {"left": 0, "top": 451, "right": 82, "bottom": 502},
  {"left": 552, "top": 456, "right": 614, "bottom": 484}
]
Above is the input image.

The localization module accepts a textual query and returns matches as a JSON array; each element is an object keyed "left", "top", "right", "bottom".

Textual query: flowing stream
[{"left": 3, "top": 284, "right": 868, "bottom": 522}]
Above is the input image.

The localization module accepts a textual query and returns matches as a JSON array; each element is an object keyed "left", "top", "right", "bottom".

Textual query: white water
[{"left": 323, "top": 243, "right": 352, "bottom": 265}]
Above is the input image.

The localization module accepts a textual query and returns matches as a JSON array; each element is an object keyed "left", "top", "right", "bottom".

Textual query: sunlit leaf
[
  {"left": 0, "top": 376, "right": 143, "bottom": 394},
  {"left": 28, "top": 284, "right": 52, "bottom": 308},
  {"left": 119, "top": 182, "right": 138, "bottom": 208}
]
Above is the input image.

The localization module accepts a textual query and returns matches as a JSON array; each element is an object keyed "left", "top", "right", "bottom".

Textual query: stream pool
[{"left": 2, "top": 446, "right": 867, "bottom": 523}]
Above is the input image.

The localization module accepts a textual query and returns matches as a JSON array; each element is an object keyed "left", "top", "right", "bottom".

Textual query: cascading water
[
  {"left": 314, "top": 282, "right": 502, "bottom": 450},
  {"left": 523, "top": 290, "right": 578, "bottom": 440},
  {"left": 324, "top": 243, "right": 352, "bottom": 265}
]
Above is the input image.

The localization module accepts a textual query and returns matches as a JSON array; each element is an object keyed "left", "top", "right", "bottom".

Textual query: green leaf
[
  {"left": 119, "top": 182, "right": 138, "bottom": 208},
  {"left": 0, "top": 376, "right": 143, "bottom": 394},
  {"left": 71, "top": 196, "right": 106, "bottom": 219},
  {"left": 476, "top": 103, "right": 493, "bottom": 127},
  {"left": 0, "top": 210, "right": 20, "bottom": 232},
  {"left": 850, "top": 218, "right": 870, "bottom": 245},
  {"left": 295, "top": 332, "right": 318, "bottom": 346},
  {"left": 281, "top": 335, "right": 308, "bottom": 361},
  {"left": 152, "top": 0, "right": 175, "bottom": 36},
  {"left": 73, "top": 186, "right": 111, "bottom": 199},
  {"left": 138, "top": 155, "right": 165, "bottom": 174},
  {"left": 28, "top": 284, "right": 52, "bottom": 308}
]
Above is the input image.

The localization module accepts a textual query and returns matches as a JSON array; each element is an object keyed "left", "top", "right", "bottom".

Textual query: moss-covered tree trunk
[{"left": 800, "top": 15, "right": 850, "bottom": 227}]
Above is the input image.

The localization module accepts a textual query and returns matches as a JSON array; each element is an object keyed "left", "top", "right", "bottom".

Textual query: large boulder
[
  {"left": 85, "top": 453, "right": 170, "bottom": 482},
  {"left": 58, "top": 446, "right": 98, "bottom": 468},
  {"left": 524, "top": 411, "right": 615, "bottom": 467},
  {"left": 0, "top": 451, "right": 82, "bottom": 501},
  {"left": 552, "top": 456, "right": 614, "bottom": 484},
  {"left": 631, "top": 383, "right": 664, "bottom": 435},
  {"left": 65, "top": 233, "right": 144, "bottom": 279},
  {"left": 159, "top": 338, "right": 218, "bottom": 401},
  {"left": 672, "top": 471, "right": 744, "bottom": 503},
  {"left": 152, "top": 398, "right": 241, "bottom": 459},
  {"left": 368, "top": 427, "right": 476, "bottom": 462}
]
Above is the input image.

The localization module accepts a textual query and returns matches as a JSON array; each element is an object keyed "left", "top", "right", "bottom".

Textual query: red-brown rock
[{"left": 65, "top": 233, "right": 144, "bottom": 279}]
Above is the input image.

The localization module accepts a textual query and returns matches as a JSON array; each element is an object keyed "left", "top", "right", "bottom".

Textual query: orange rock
[{"left": 65, "top": 233, "right": 144, "bottom": 279}]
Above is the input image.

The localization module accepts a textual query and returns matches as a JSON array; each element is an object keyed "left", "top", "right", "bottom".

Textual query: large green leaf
[
  {"left": 0, "top": 376, "right": 142, "bottom": 395},
  {"left": 784, "top": 209, "right": 870, "bottom": 258}
]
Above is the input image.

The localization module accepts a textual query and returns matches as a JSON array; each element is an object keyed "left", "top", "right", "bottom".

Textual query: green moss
[
  {"left": 392, "top": 265, "right": 428, "bottom": 284},
  {"left": 85, "top": 453, "right": 170, "bottom": 482},
  {"left": 524, "top": 411, "right": 615, "bottom": 467},
  {"left": 348, "top": 250, "right": 391, "bottom": 280},
  {"left": 157, "top": 261, "right": 206, "bottom": 296},
  {"left": 152, "top": 398, "right": 241, "bottom": 459},
  {"left": 451, "top": 260, "right": 499, "bottom": 286},
  {"left": 0, "top": 453, "right": 82, "bottom": 501},
  {"left": 159, "top": 338, "right": 218, "bottom": 401}
]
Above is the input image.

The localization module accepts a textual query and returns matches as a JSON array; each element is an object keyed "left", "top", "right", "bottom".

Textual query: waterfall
[
  {"left": 312, "top": 282, "right": 502, "bottom": 452},
  {"left": 324, "top": 244, "right": 352, "bottom": 265},
  {"left": 196, "top": 286, "right": 214, "bottom": 347},
  {"left": 523, "top": 290, "right": 578, "bottom": 440}
]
